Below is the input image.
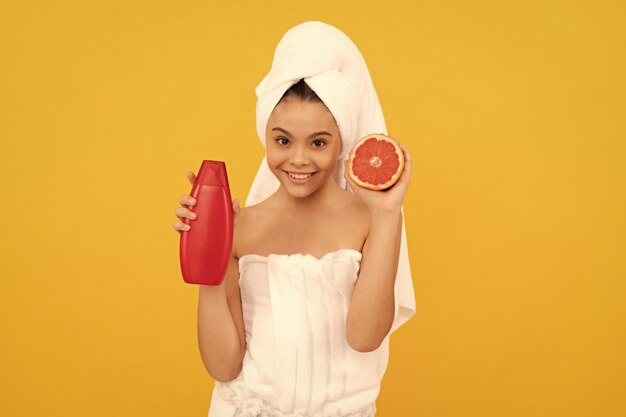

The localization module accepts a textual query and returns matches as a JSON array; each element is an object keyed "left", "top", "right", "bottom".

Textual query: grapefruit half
[{"left": 347, "top": 133, "right": 405, "bottom": 190}]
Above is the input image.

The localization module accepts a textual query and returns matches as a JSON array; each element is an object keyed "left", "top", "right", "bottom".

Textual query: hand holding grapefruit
[{"left": 347, "top": 134, "right": 405, "bottom": 191}]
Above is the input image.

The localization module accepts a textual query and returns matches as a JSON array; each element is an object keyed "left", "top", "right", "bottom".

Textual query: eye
[
  {"left": 312, "top": 140, "right": 326, "bottom": 148},
  {"left": 275, "top": 137, "right": 289, "bottom": 146}
]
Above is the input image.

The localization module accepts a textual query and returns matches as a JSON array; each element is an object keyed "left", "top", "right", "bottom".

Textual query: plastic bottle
[{"left": 179, "top": 160, "right": 234, "bottom": 285}]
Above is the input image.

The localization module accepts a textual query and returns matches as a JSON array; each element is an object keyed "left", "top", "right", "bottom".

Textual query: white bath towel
[{"left": 245, "top": 21, "right": 415, "bottom": 334}]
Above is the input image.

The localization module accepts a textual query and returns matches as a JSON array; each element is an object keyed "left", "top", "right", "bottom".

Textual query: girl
[{"left": 173, "top": 21, "right": 415, "bottom": 417}]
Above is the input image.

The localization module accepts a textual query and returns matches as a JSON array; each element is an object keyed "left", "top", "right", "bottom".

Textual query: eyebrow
[{"left": 271, "top": 127, "right": 333, "bottom": 138}]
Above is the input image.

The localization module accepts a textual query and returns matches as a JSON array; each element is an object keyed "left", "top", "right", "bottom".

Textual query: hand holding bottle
[
  {"left": 172, "top": 170, "right": 241, "bottom": 233},
  {"left": 177, "top": 161, "right": 236, "bottom": 285}
]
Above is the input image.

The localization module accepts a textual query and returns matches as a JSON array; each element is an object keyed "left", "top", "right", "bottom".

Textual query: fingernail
[
  {"left": 190, "top": 198, "right": 196, "bottom": 204},
  {"left": 191, "top": 213, "right": 197, "bottom": 219}
]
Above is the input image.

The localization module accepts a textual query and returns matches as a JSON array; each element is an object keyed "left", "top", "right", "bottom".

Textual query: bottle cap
[{"left": 196, "top": 160, "right": 228, "bottom": 187}]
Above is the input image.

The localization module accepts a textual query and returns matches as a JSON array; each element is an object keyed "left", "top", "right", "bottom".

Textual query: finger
[
  {"left": 175, "top": 206, "right": 197, "bottom": 221},
  {"left": 186, "top": 170, "right": 196, "bottom": 186},
  {"left": 173, "top": 221, "right": 191, "bottom": 232},
  {"left": 398, "top": 142, "right": 411, "bottom": 162},
  {"left": 397, "top": 143, "right": 412, "bottom": 182},
  {"left": 178, "top": 194, "right": 197, "bottom": 207},
  {"left": 231, "top": 199, "right": 241, "bottom": 226},
  {"left": 232, "top": 199, "right": 241, "bottom": 216}
]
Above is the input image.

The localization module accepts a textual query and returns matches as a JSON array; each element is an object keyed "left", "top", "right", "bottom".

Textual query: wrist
[
  {"left": 369, "top": 204, "right": 402, "bottom": 217},
  {"left": 369, "top": 208, "right": 403, "bottom": 230}
]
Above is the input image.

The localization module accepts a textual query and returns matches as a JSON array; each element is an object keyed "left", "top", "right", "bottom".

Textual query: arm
[
  {"left": 343, "top": 141, "right": 412, "bottom": 353},
  {"left": 197, "top": 250, "right": 246, "bottom": 381},
  {"left": 345, "top": 207, "right": 402, "bottom": 352}
]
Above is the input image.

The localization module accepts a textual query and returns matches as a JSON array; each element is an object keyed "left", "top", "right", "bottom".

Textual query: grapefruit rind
[{"left": 347, "top": 133, "right": 405, "bottom": 191}]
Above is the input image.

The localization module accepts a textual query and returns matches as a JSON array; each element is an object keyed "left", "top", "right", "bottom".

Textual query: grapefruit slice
[{"left": 347, "top": 133, "right": 405, "bottom": 190}]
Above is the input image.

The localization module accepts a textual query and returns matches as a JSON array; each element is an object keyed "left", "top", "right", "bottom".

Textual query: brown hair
[
  {"left": 278, "top": 79, "right": 323, "bottom": 104},
  {"left": 276, "top": 79, "right": 337, "bottom": 130}
]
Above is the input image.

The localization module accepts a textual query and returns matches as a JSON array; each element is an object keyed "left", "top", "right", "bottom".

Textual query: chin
[{"left": 283, "top": 181, "right": 317, "bottom": 195}]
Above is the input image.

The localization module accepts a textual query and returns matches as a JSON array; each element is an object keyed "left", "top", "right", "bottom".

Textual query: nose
[{"left": 289, "top": 144, "right": 310, "bottom": 166}]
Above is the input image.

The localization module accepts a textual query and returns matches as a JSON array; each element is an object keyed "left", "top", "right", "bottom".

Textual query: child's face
[{"left": 265, "top": 98, "right": 342, "bottom": 198}]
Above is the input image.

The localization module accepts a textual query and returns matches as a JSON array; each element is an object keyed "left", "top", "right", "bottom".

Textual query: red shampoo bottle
[{"left": 179, "top": 160, "right": 234, "bottom": 285}]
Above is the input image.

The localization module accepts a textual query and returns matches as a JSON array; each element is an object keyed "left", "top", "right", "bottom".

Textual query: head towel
[{"left": 245, "top": 21, "right": 415, "bottom": 335}]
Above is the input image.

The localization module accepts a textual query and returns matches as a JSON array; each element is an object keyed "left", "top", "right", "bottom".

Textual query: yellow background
[{"left": 1, "top": 0, "right": 624, "bottom": 416}]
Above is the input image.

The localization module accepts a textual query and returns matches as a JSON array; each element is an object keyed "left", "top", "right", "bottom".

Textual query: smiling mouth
[{"left": 284, "top": 171, "right": 317, "bottom": 180}]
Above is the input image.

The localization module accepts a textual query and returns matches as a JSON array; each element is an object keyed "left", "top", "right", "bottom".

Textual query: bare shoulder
[
  {"left": 236, "top": 201, "right": 268, "bottom": 228},
  {"left": 336, "top": 190, "right": 372, "bottom": 246},
  {"left": 339, "top": 189, "right": 369, "bottom": 214},
  {"left": 232, "top": 202, "right": 270, "bottom": 258},
  {"left": 232, "top": 205, "right": 251, "bottom": 259}
]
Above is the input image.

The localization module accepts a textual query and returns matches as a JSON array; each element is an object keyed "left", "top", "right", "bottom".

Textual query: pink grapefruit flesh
[{"left": 347, "top": 134, "right": 405, "bottom": 190}]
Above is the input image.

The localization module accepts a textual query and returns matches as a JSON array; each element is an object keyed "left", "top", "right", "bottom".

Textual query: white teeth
[{"left": 288, "top": 172, "right": 313, "bottom": 179}]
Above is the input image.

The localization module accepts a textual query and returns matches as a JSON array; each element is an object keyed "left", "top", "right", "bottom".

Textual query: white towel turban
[{"left": 245, "top": 21, "right": 415, "bottom": 335}]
